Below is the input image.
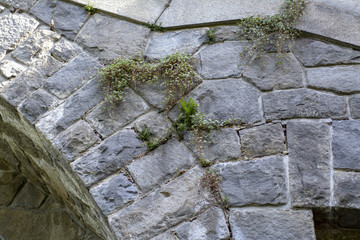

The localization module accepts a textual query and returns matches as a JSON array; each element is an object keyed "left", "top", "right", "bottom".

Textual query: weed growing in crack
[
  {"left": 205, "top": 27, "right": 217, "bottom": 44},
  {"left": 136, "top": 126, "right": 161, "bottom": 151},
  {"left": 146, "top": 22, "right": 165, "bottom": 32},
  {"left": 84, "top": 2, "right": 96, "bottom": 15},
  {"left": 201, "top": 168, "right": 226, "bottom": 208}
]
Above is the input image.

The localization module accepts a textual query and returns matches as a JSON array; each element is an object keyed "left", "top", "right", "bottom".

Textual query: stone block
[
  {"left": 334, "top": 171, "right": 360, "bottom": 209},
  {"left": 263, "top": 89, "right": 347, "bottom": 120},
  {"left": 215, "top": 156, "right": 287, "bottom": 206},
  {"left": 30, "top": 0, "right": 55, "bottom": 24},
  {"left": 50, "top": 38, "right": 82, "bottom": 62},
  {"left": 31, "top": 55, "right": 63, "bottom": 78},
  {"left": 71, "top": 129, "right": 146, "bottom": 187},
  {"left": 0, "top": 172, "right": 24, "bottom": 206},
  {"left": 229, "top": 209, "right": 316, "bottom": 240},
  {"left": 90, "top": 174, "right": 138, "bottom": 215},
  {"left": 287, "top": 121, "right": 331, "bottom": 207},
  {"left": 212, "top": 26, "right": 240, "bottom": 42},
  {"left": 0, "top": 0, "right": 37, "bottom": 11},
  {"left": 128, "top": 139, "right": 196, "bottom": 193},
  {"left": 240, "top": 123, "right": 286, "bottom": 158},
  {"left": 0, "top": 59, "right": 26, "bottom": 79},
  {"left": 11, "top": 182, "right": 46, "bottom": 208},
  {"left": 350, "top": 94, "right": 360, "bottom": 119},
  {"left": 132, "top": 79, "right": 167, "bottom": 110}
]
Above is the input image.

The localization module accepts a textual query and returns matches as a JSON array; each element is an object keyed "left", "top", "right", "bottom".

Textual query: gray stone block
[
  {"left": 287, "top": 121, "right": 331, "bottom": 207},
  {"left": 183, "top": 128, "right": 241, "bottom": 162},
  {"left": 85, "top": 89, "right": 150, "bottom": 138},
  {"left": 307, "top": 65, "right": 360, "bottom": 94},
  {"left": 50, "top": 38, "right": 82, "bottom": 62},
  {"left": 0, "top": 59, "right": 26, "bottom": 79},
  {"left": 240, "top": 123, "right": 286, "bottom": 158},
  {"left": 215, "top": 156, "right": 287, "bottom": 207},
  {"left": 195, "top": 41, "right": 249, "bottom": 79},
  {"left": 31, "top": 55, "right": 63, "bottom": 78},
  {"left": 0, "top": 172, "right": 24, "bottom": 206},
  {"left": 263, "top": 89, "right": 347, "bottom": 120},
  {"left": 332, "top": 120, "right": 360, "bottom": 170},
  {"left": 30, "top": 0, "right": 55, "bottom": 24},
  {"left": 146, "top": 28, "right": 207, "bottom": 59},
  {"left": 71, "top": 129, "right": 146, "bottom": 187},
  {"left": 334, "top": 171, "right": 360, "bottom": 209},
  {"left": 0, "top": 0, "right": 37, "bottom": 11},
  {"left": 43, "top": 52, "right": 101, "bottom": 99},
  {"left": 132, "top": 79, "right": 167, "bottom": 110},
  {"left": 350, "top": 94, "right": 360, "bottom": 119},
  {"left": 76, "top": 14, "right": 150, "bottom": 60},
  {"left": 229, "top": 209, "right": 316, "bottom": 240},
  {"left": 19, "top": 88, "right": 59, "bottom": 124},
  {"left": 243, "top": 53, "right": 304, "bottom": 91},
  {"left": 128, "top": 138, "right": 196, "bottom": 193},
  {"left": 292, "top": 38, "right": 360, "bottom": 67},
  {"left": 53, "top": 120, "right": 101, "bottom": 162},
  {"left": 212, "top": 26, "right": 240, "bottom": 42},
  {"left": 90, "top": 174, "right": 138, "bottom": 215},
  {"left": 11, "top": 182, "right": 46, "bottom": 208}
]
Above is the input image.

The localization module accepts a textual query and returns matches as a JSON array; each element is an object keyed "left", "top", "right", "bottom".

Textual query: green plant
[
  {"left": 200, "top": 158, "right": 212, "bottom": 167},
  {"left": 84, "top": 2, "right": 96, "bottom": 15},
  {"left": 137, "top": 126, "right": 152, "bottom": 142},
  {"left": 201, "top": 168, "right": 224, "bottom": 207},
  {"left": 146, "top": 22, "right": 165, "bottom": 32},
  {"left": 238, "top": 0, "right": 306, "bottom": 57},
  {"left": 205, "top": 27, "right": 217, "bottom": 44}
]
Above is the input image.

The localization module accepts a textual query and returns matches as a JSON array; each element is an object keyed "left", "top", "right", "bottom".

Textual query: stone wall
[{"left": 0, "top": 0, "right": 360, "bottom": 239}]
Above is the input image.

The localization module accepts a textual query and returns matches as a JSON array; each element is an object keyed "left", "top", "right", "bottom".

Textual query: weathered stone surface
[
  {"left": 195, "top": 41, "right": 249, "bottom": 79},
  {"left": 151, "top": 207, "right": 230, "bottom": 240},
  {"left": 36, "top": 78, "right": 104, "bottom": 139},
  {"left": 0, "top": 0, "right": 37, "bottom": 11},
  {"left": 70, "top": 0, "right": 168, "bottom": 23},
  {"left": 133, "top": 79, "right": 167, "bottom": 110},
  {"left": 86, "top": 89, "right": 150, "bottom": 138},
  {"left": 31, "top": 54, "right": 63, "bottom": 78},
  {"left": 186, "top": 79, "right": 262, "bottom": 123},
  {"left": 243, "top": 54, "right": 304, "bottom": 91},
  {"left": 212, "top": 26, "right": 240, "bottom": 42},
  {"left": 215, "top": 156, "right": 287, "bottom": 206},
  {"left": 332, "top": 120, "right": 360, "bottom": 170},
  {"left": 128, "top": 138, "right": 196, "bottom": 193},
  {"left": 183, "top": 128, "right": 241, "bottom": 162},
  {"left": 71, "top": 129, "right": 146, "bottom": 187},
  {"left": 109, "top": 166, "right": 208, "bottom": 239},
  {"left": 30, "top": 0, "right": 55, "bottom": 24},
  {"left": 0, "top": 59, "right": 26, "bottom": 79},
  {"left": 287, "top": 121, "right": 330, "bottom": 207},
  {"left": 53, "top": 120, "right": 101, "bottom": 162},
  {"left": 350, "top": 94, "right": 360, "bottom": 119},
  {"left": 12, "top": 28, "right": 60, "bottom": 65},
  {"left": 76, "top": 14, "right": 150, "bottom": 60},
  {"left": 131, "top": 111, "right": 172, "bottom": 141},
  {"left": 0, "top": 172, "right": 24, "bottom": 206},
  {"left": 11, "top": 182, "right": 46, "bottom": 208},
  {"left": 263, "top": 89, "right": 347, "bottom": 120},
  {"left": 43, "top": 52, "right": 101, "bottom": 99},
  {"left": 158, "top": 0, "right": 283, "bottom": 28},
  {"left": 19, "top": 88, "right": 59, "bottom": 124},
  {"left": 292, "top": 38, "right": 360, "bottom": 67},
  {"left": 90, "top": 174, "right": 138, "bottom": 215},
  {"left": 50, "top": 38, "right": 82, "bottom": 62},
  {"left": 240, "top": 123, "right": 286, "bottom": 158},
  {"left": 230, "top": 209, "right": 316, "bottom": 240},
  {"left": 334, "top": 171, "right": 360, "bottom": 209},
  {"left": 146, "top": 28, "right": 207, "bottom": 59},
  {"left": 1, "top": 68, "right": 45, "bottom": 106}
]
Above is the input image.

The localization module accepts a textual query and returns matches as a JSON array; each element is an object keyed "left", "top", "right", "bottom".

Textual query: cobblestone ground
[{"left": 1, "top": 0, "right": 360, "bottom": 239}]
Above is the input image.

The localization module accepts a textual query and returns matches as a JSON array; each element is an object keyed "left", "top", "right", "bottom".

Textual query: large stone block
[
  {"left": 334, "top": 171, "right": 360, "bottom": 209},
  {"left": 287, "top": 121, "right": 331, "bottom": 207},
  {"left": 0, "top": 172, "right": 24, "bottom": 206},
  {"left": 50, "top": 38, "right": 82, "bottom": 62},
  {"left": 350, "top": 94, "right": 360, "bottom": 119},
  {"left": 31, "top": 55, "right": 63, "bottom": 78},
  {"left": 11, "top": 182, "right": 46, "bottom": 208},
  {"left": 263, "top": 89, "right": 347, "bottom": 120},
  {"left": 229, "top": 209, "right": 316, "bottom": 240},
  {"left": 0, "top": 59, "right": 26, "bottom": 79},
  {"left": 215, "top": 156, "right": 287, "bottom": 207}
]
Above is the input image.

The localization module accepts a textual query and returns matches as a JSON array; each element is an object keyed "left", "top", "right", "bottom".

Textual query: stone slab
[
  {"left": 0, "top": 59, "right": 26, "bottom": 79},
  {"left": 230, "top": 209, "right": 316, "bottom": 240},
  {"left": 0, "top": 0, "right": 37, "bottom": 11},
  {"left": 31, "top": 55, "right": 63, "bottom": 78},
  {"left": 215, "top": 156, "right": 287, "bottom": 207},
  {"left": 334, "top": 171, "right": 360, "bottom": 209},
  {"left": 349, "top": 94, "right": 360, "bottom": 119},
  {"left": 50, "top": 38, "right": 82, "bottom": 63},
  {"left": 158, "top": 0, "right": 283, "bottom": 28},
  {"left": 287, "top": 120, "right": 331, "bottom": 207}
]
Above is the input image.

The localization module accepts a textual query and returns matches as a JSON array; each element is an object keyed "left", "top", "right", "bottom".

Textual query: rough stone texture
[
  {"left": 334, "top": 171, "right": 360, "bottom": 209},
  {"left": 53, "top": 120, "right": 101, "bottom": 162},
  {"left": 287, "top": 121, "right": 331, "bottom": 207},
  {"left": 0, "top": 172, "right": 24, "bottom": 206},
  {"left": 151, "top": 207, "right": 230, "bottom": 240},
  {"left": 350, "top": 94, "right": 360, "bottom": 119},
  {"left": 292, "top": 38, "right": 360, "bottom": 67},
  {"left": 213, "top": 26, "right": 240, "bottom": 42},
  {"left": 109, "top": 166, "right": 208, "bottom": 239},
  {"left": 128, "top": 138, "right": 196, "bottom": 193},
  {"left": 70, "top": 0, "right": 168, "bottom": 23},
  {"left": 86, "top": 89, "right": 150, "bottom": 138},
  {"left": 158, "top": 0, "right": 283, "bottom": 27},
  {"left": 230, "top": 209, "right": 316, "bottom": 240},
  {"left": 307, "top": 65, "right": 360, "bottom": 94},
  {"left": 11, "top": 182, "right": 46, "bottom": 208},
  {"left": 183, "top": 128, "right": 241, "bottom": 162},
  {"left": 12, "top": 28, "right": 61, "bottom": 65},
  {"left": 186, "top": 79, "right": 262, "bottom": 123},
  {"left": 132, "top": 79, "right": 167, "bottom": 110},
  {"left": 146, "top": 28, "right": 207, "bottom": 59},
  {"left": 243, "top": 54, "right": 304, "bottom": 91},
  {"left": 71, "top": 129, "right": 146, "bottom": 187},
  {"left": 31, "top": 55, "right": 63, "bottom": 78},
  {"left": 0, "top": 0, "right": 37, "bottom": 11},
  {"left": 0, "top": 59, "right": 26, "bottom": 79},
  {"left": 332, "top": 120, "right": 360, "bottom": 170},
  {"left": 19, "top": 88, "right": 59, "bottom": 124},
  {"left": 215, "top": 156, "right": 287, "bottom": 207},
  {"left": 43, "top": 52, "right": 101, "bottom": 99},
  {"left": 195, "top": 41, "right": 249, "bottom": 79},
  {"left": 30, "top": 0, "right": 55, "bottom": 24},
  {"left": 50, "top": 38, "right": 82, "bottom": 62},
  {"left": 240, "top": 123, "right": 286, "bottom": 158},
  {"left": 263, "top": 89, "right": 347, "bottom": 120},
  {"left": 76, "top": 14, "right": 150, "bottom": 60},
  {"left": 90, "top": 174, "right": 138, "bottom": 215},
  {"left": 0, "top": 13, "right": 38, "bottom": 51},
  {"left": 36, "top": 78, "right": 104, "bottom": 140}
]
